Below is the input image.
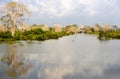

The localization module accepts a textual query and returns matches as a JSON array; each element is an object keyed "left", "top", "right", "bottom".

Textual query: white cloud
[
  {"left": 21, "top": 0, "right": 119, "bottom": 17},
  {"left": 1, "top": 0, "right": 120, "bottom": 25},
  {"left": 28, "top": 4, "right": 38, "bottom": 12},
  {"left": 75, "top": 0, "right": 119, "bottom": 16}
]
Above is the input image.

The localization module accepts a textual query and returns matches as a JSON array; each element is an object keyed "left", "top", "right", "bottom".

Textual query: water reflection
[
  {"left": 34, "top": 35, "right": 120, "bottom": 79},
  {"left": 1, "top": 44, "right": 31, "bottom": 79},
  {"left": 0, "top": 34, "right": 120, "bottom": 79}
]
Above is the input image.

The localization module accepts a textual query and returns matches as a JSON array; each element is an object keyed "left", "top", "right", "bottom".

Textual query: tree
[{"left": 0, "top": 1, "right": 31, "bottom": 36}]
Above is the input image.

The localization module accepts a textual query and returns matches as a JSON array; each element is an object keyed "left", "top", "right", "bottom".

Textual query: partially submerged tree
[{"left": 0, "top": 1, "right": 31, "bottom": 36}]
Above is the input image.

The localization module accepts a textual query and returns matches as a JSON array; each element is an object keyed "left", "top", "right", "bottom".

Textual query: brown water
[{"left": 0, "top": 34, "right": 120, "bottom": 79}]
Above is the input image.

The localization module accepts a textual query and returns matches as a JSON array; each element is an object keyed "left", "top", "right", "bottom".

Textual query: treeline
[
  {"left": 0, "top": 24, "right": 120, "bottom": 42},
  {"left": 14, "top": 29, "right": 72, "bottom": 40},
  {"left": 0, "top": 28, "right": 73, "bottom": 42},
  {"left": 81, "top": 24, "right": 120, "bottom": 40},
  {"left": 97, "top": 30, "right": 120, "bottom": 40}
]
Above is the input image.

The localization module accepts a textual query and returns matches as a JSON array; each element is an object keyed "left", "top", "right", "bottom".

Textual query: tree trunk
[{"left": 11, "top": 25, "right": 16, "bottom": 36}]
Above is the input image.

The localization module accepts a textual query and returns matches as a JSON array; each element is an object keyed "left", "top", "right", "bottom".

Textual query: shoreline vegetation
[
  {"left": 0, "top": 24, "right": 77, "bottom": 43},
  {"left": 0, "top": 24, "right": 120, "bottom": 43},
  {"left": 81, "top": 24, "right": 120, "bottom": 40},
  {"left": 0, "top": 2, "right": 120, "bottom": 43}
]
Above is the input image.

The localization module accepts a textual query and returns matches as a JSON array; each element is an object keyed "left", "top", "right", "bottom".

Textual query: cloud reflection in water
[{"left": 26, "top": 35, "right": 120, "bottom": 79}]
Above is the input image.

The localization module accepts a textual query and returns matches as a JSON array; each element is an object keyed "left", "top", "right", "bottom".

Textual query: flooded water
[{"left": 0, "top": 34, "right": 120, "bottom": 79}]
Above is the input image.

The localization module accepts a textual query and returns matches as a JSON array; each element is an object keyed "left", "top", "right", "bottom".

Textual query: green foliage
[
  {"left": 83, "top": 26, "right": 120, "bottom": 40},
  {"left": 97, "top": 30, "right": 120, "bottom": 40},
  {"left": 0, "top": 31, "right": 13, "bottom": 41},
  {"left": 0, "top": 28, "right": 72, "bottom": 42},
  {"left": 0, "top": 31, "right": 12, "bottom": 38},
  {"left": 0, "top": 25, "right": 119, "bottom": 42},
  {"left": 19, "top": 43, "right": 24, "bottom": 46}
]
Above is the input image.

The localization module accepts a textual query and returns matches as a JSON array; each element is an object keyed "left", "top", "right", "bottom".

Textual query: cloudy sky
[{"left": 0, "top": 0, "right": 120, "bottom": 26}]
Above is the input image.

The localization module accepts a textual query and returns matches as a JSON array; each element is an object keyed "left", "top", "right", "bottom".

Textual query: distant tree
[
  {"left": 112, "top": 25, "right": 119, "bottom": 30},
  {"left": 103, "top": 24, "right": 112, "bottom": 32},
  {"left": 93, "top": 24, "right": 101, "bottom": 32},
  {"left": 72, "top": 24, "right": 78, "bottom": 27},
  {"left": 64, "top": 25, "right": 72, "bottom": 33},
  {"left": 94, "top": 24, "right": 100, "bottom": 27},
  {"left": 0, "top": 1, "right": 31, "bottom": 36}
]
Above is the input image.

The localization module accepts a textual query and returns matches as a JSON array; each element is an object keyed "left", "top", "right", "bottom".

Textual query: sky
[{"left": 0, "top": 0, "right": 120, "bottom": 27}]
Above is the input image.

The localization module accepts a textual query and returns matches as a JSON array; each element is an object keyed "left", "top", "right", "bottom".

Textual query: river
[{"left": 0, "top": 34, "right": 120, "bottom": 79}]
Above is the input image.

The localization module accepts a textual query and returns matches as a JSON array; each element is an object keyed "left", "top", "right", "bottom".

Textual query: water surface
[{"left": 0, "top": 34, "right": 120, "bottom": 79}]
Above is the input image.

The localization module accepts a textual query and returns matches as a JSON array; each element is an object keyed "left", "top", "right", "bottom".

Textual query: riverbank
[
  {"left": 89, "top": 30, "right": 120, "bottom": 40},
  {"left": 80, "top": 25, "right": 120, "bottom": 40},
  {"left": 0, "top": 28, "right": 74, "bottom": 43},
  {"left": 0, "top": 26, "right": 120, "bottom": 43}
]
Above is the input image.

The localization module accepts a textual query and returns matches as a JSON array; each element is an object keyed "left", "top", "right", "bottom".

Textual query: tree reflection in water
[{"left": 1, "top": 44, "right": 31, "bottom": 79}]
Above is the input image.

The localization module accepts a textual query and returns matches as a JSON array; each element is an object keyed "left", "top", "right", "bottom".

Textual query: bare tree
[{"left": 0, "top": 1, "right": 31, "bottom": 36}]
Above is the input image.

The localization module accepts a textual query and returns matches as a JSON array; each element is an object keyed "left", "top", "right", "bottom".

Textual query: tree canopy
[{"left": 0, "top": 1, "right": 31, "bottom": 36}]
